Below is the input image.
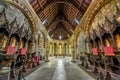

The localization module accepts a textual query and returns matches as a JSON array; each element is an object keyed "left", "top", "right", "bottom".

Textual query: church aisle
[{"left": 25, "top": 57, "right": 95, "bottom": 80}]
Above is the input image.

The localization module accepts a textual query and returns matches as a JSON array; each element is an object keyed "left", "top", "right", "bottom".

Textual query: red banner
[
  {"left": 21, "top": 48, "right": 27, "bottom": 55},
  {"left": 34, "top": 56, "right": 40, "bottom": 62},
  {"left": 6, "top": 46, "right": 16, "bottom": 55},
  {"left": 92, "top": 48, "right": 98, "bottom": 55},
  {"left": 104, "top": 46, "right": 114, "bottom": 56}
]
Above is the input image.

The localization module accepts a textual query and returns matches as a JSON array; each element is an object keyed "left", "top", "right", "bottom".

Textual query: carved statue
[{"left": 0, "top": 34, "right": 7, "bottom": 50}]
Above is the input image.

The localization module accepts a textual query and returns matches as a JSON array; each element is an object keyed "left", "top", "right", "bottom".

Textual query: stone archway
[{"left": 3, "top": 0, "right": 36, "bottom": 34}]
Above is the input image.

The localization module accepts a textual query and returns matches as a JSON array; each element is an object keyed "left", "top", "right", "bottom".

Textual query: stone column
[
  {"left": 62, "top": 43, "right": 65, "bottom": 57},
  {"left": 68, "top": 44, "right": 70, "bottom": 56},
  {"left": 45, "top": 46, "right": 50, "bottom": 62},
  {"left": 53, "top": 44, "right": 55, "bottom": 56},
  {"left": 71, "top": 46, "right": 76, "bottom": 62},
  {"left": 54, "top": 43, "right": 56, "bottom": 56}
]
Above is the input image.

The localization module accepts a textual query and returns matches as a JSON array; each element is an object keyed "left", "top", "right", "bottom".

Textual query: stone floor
[{"left": 25, "top": 57, "right": 95, "bottom": 80}]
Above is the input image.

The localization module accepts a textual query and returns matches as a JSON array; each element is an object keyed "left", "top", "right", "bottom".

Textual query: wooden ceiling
[{"left": 29, "top": 0, "right": 92, "bottom": 40}]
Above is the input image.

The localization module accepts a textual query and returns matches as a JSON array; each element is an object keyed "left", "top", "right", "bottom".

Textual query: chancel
[{"left": 0, "top": 0, "right": 120, "bottom": 80}]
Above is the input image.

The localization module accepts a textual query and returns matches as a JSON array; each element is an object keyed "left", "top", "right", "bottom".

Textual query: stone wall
[
  {"left": 91, "top": 0, "right": 120, "bottom": 32},
  {"left": 77, "top": 31, "right": 86, "bottom": 54},
  {"left": 0, "top": 3, "right": 31, "bottom": 34}
]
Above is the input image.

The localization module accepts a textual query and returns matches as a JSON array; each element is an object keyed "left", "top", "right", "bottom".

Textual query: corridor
[{"left": 25, "top": 57, "right": 95, "bottom": 80}]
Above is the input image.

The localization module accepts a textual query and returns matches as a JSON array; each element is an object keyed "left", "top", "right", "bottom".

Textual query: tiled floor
[{"left": 25, "top": 57, "right": 95, "bottom": 80}]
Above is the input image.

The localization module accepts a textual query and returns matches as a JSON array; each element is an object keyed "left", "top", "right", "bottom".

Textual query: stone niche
[{"left": 0, "top": 34, "right": 8, "bottom": 50}]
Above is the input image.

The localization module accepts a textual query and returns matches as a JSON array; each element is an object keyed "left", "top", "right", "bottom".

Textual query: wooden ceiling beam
[
  {"left": 79, "top": 0, "right": 84, "bottom": 9},
  {"left": 47, "top": 18, "right": 74, "bottom": 31},
  {"left": 80, "top": 0, "right": 91, "bottom": 11},
  {"left": 43, "top": 4, "right": 58, "bottom": 27},
  {"left": 72, "top": 11, "right": 79, "bottom": 24},
  {"left": 46, "top": 15, "right": 58, "bottom": 29},
  {"left": 49, "top": 25, "right": 57, "bottom": 36},
  {"left": 48, "top": 22, "right": 56, "bottom": 36},
  {"left": 49, "top": 28, "right": 71, "bottom": 38},
  {"left": 83, "top": 0, "right": 91, "bottom": 6},
  {"left": 37, "top": 0, "right": 42, "bottom": 9},
  {"left": 79, "top": 7, "right": 85, "bottom": 14},
  {"left": 36, "top": 0, "right": 88, "bottom": 15},
  {"left": 68, "top": 4, "right": 71, "bottom": 22},
  {"left": 62, "top": 25, "right": 72, "bottom": 36},
  {"left": 62, "top": 14, "right": 76, "bottom": 29},
  {"left": 32, "top": 2, "right": 38, "bottom": 8},
  {"left": 29, "top": 0, "right": 34, "bottom": 4},
  {"left": 48, "top": 20, "right": 73, "bottom": 36},
  {"left": 76, "top": 0, "right": 86, "bottom": 14}
]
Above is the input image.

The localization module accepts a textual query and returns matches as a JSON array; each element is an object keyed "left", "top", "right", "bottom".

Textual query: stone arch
[
  {"left": 37, "top": 0, "right": 85, "bottom": 15},
  {"left": 3, "top": 0, "right": 36, "bottom": 34}
]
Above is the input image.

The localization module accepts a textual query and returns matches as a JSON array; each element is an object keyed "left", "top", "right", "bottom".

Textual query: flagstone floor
[{"left": 25, "top": 57, "right": 95, "bottom": 80}]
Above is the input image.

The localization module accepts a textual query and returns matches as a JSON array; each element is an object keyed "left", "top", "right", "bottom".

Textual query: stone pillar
[
  {"left": 68, "top": 44, "right": 70, "bottom": 56},
  {"left": 53, "top": 44, "right": 56, "bottom": 56},
  {"left": 51, "top": 44, "right": 53, "bottom": 56},
  {"left": 45, "top": 46, "right": 50, "bottom": 62},
  {"left": 54, "top": 43, "right": 57, "bottom": 57},
  {"left": 62, "top": 43, "right": 64, "bottom": 57},
  {"left": 65, "top": 44, "right": 67, "bottom": 56},
  {"left": 63, "top": 44, "right": 66, "bottom": 57},
  {"left": 71, "top": 46, "right": 76, "bottom": 62},
  {"left": 71, "top": 51, "right": 76, "bottom": 62}
]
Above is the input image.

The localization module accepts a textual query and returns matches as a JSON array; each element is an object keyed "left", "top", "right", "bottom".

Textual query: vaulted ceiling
[{"left": 29, "top": 0, "right": 92, "bottom": 40}]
